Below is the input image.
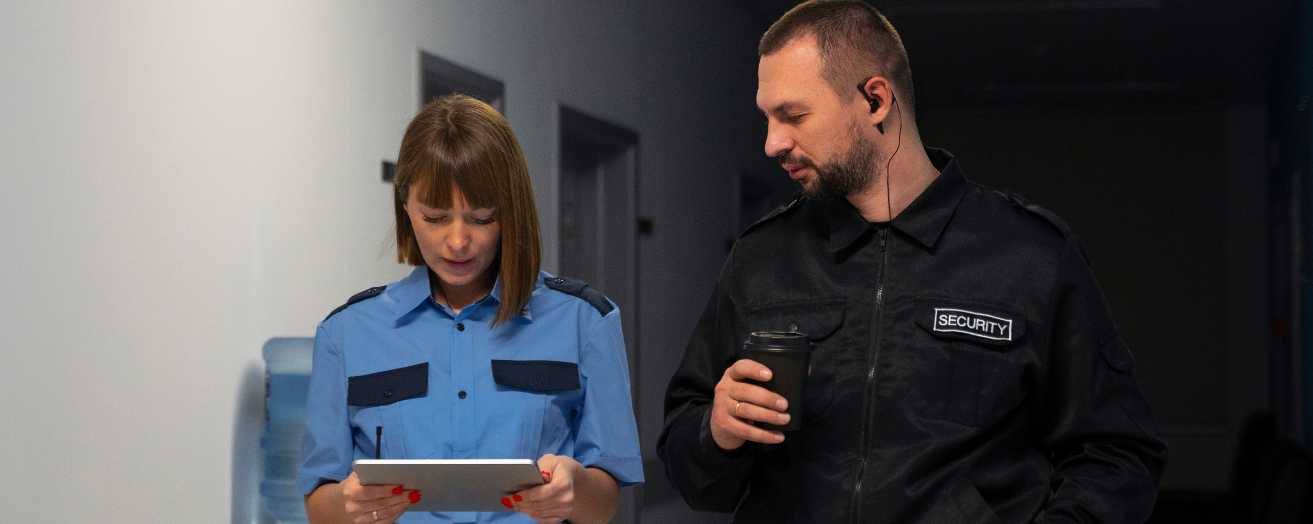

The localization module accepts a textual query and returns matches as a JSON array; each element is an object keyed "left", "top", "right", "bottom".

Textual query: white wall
[{"left": 0, "top": 1, "right": 766, "bottom": 521}]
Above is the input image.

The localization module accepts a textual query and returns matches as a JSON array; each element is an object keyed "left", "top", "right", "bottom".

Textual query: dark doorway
[{"left": 557, "top": 105, "right": 641, "bottom": 523}]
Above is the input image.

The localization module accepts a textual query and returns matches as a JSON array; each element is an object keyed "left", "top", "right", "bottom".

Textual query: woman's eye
[
  {"left": 472, "top": 216, "right": 496, "bottom": 225},
  {"left": 423, "top": 215, "right": 449, "bottom": 224}
]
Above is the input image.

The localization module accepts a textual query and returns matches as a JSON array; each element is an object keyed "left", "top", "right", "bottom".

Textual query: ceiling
[{"left": 745, "top": 0, "right": 1295, "bottom": 108}]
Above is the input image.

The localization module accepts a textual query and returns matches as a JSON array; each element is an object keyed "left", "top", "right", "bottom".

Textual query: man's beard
[{"left": 799, "top": 124, "right": 878, "bottom": 199}]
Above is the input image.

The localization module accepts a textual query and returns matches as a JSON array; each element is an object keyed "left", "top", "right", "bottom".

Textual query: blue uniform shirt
[{"left": 299, "top": 267, "right": 643, "bottom": 523}]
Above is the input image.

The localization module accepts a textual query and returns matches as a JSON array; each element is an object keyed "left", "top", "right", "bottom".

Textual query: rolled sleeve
[
  {"left": 297, "top": 321, "right": 353, "bottom": 496},
  {"left": 572, "top": 305, "right": 644, "bottom": 486}
]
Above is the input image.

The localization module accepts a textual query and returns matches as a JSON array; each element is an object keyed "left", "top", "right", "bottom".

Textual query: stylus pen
[{"left": 375, "top": 426, "right": 383, "bottom": 459}]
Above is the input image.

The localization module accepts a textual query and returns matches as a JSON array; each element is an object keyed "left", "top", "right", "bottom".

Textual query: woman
[{"left": 299, "top": 94, "right": 642, "bottom": 524}]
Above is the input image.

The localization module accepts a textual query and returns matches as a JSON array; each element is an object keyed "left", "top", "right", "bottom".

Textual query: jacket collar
[{"left": 824, "top": 147, "right": 967, "bottom": 252}]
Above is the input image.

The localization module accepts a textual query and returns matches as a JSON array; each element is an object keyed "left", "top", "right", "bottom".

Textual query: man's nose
[{"left": 764, "top": 124, "right": 793, "bottom": 160}]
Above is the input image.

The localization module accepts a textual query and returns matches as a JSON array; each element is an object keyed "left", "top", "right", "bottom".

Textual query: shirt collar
[
  {"left": 386, "top": 266, "right": 535, "bottom": 322},
  {"left": 386, "top": 266, "right": 434, "bottom": 321},
  {"left": 824, "top": 147, "right": 967, "bottom": 252}
]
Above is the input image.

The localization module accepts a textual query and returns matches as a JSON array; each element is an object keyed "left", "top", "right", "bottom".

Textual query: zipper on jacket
[{"left": 851, "top": 226, "right": 889, "bottom": 522}]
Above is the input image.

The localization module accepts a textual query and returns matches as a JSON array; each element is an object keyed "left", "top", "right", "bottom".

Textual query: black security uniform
[{"left": 658, "top": 148, "right": 1167, "bottom": 523}]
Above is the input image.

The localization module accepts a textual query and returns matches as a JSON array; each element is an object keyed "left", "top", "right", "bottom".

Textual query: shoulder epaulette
[
  {"left": 324, "top": 286, "right": 386, "bottom": 321},
  {"left": 999, "top": 190, "right": 1090, "bottom": 263},
  {"left": 740, "top": 192, "right": 804, "bottom": 238},
  {"left": 544, "top": 276, "right": 614, "bottom": 316},
  {"left": 999, "top": 190, "right": 1072, "bottom": 237}
]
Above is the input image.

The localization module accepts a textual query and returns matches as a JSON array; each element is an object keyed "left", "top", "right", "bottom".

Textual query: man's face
[{"left": 757, "top": 35, "right": 876, "bottom": 198}]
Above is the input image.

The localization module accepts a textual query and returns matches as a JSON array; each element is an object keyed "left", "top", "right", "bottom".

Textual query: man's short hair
[{"left": 759, "top": 0, "right": 915, "bottom": 112}]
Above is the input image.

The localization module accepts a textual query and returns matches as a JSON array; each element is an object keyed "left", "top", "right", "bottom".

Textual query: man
[{"left": 657, "top": 1, "right": 1167, "bottom": 523}]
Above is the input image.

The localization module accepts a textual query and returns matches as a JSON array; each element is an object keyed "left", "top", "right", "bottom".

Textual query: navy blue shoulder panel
[
  {"left": 739, "top": 193, "right": 803, "bottom": 239},
  {"left": 544, "top": 276, "right": 614, "bottom": 316},
  {"left": 324, "top": 286, "right": 386, "bottom": 321}
]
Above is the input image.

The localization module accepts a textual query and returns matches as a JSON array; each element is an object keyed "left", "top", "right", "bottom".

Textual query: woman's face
[{"left": 405, "top": 184, "right": 501, "bottom": 305}]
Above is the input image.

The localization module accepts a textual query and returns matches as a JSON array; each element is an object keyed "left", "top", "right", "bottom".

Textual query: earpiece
[{"left": 856, "top": 76, "right": 888, "bottom": 133}]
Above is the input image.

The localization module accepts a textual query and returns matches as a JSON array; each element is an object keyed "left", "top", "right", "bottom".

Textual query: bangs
[
  {"left": 395, "top": 95, "right": 517, "bottom": 212},
  {"left": 410, "top": 142, "right": 503, "bottom": 211}
]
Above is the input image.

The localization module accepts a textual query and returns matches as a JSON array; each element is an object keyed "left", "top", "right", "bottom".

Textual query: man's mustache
[{"left": 776, "top": 153, "right": 815, "bottom": 169}]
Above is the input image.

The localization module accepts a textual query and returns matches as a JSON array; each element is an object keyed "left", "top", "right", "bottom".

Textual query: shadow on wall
[
  {"left": 1149, "top": 412, "right": 1313, "bottom": 523},
  {"left": 233, "top": 361, "right": 264, "bottom": 523},
  {"left": 233, "top": 338, "right": 315, "bottom": 524}
]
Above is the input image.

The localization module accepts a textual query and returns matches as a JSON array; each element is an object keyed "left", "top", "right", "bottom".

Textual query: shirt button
[
  {"left": 456, "top": 323, "right": 465, "bottom": 331},
  {"left": 383, "top": 389, "right": 393, "bottom": 399},
  {"left": 457, "top": 390, "right": 467, "bottom": 399}
]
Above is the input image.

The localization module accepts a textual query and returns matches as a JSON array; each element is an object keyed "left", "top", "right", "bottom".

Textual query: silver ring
[
  {"left": 372, "top": 510, "right": 379, "bottom": 521},
  {"left": 734, "top": 401, "right": 742, "bottom": 417}
]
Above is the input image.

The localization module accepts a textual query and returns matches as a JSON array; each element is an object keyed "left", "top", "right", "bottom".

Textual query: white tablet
[{"left": 352, "top": 459, "right": 545, "bottom": 513}]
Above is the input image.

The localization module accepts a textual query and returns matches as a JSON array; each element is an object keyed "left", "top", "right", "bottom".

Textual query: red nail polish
[
  {"left": 512, "top": 494, "right": 523, "bottom": 502},
  {"left": 541, "top": 470, "right": 552, "bottom": 480},
  {"left": 500, "top": 497, "right": 512, "bottom": 508},
  {"left": 392, "top": 486, "right": 404, "bottom": 495},
  {"left": 409, "top": 491, "right": 421, "bottom": 503}
]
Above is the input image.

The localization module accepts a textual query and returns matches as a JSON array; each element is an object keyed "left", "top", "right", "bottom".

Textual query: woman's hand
[
  {"left": 508, "top": 454, "right": 582, "bottom": 524},
  {"left": 340, "top": 471, "right": 420, "bottom": 523}
]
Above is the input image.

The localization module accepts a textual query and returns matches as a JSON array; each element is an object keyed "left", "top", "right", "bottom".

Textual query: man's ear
[{"left": 858, "top": 76, "right": 895, "bottom": 134}]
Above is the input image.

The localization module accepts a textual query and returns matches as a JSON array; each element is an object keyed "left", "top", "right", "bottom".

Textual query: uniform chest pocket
[
  {"left": 910, "top": 298, "right": 1029, "bottom": 428},
  {"left": 491, "top": 360, "right": 581, "bottom": 392},
  {"left": 744, "top": 299, "right": 846, "bottom": 342},
  {"left": 743, "top": 300, "right": 849, "bottom": 424},
  {"left": 347, "top": 363, "right": 428, "bottom": 458},
  {"left": 348, "top": 362, "right": 429, "bottom": 406},
  {"left": 490, "top": 360, "right": 583, "bottom": 456}
]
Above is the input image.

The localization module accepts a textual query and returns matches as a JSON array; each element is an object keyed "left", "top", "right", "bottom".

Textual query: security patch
[{"left": 932, "top": 308, "right": 1013, "bottom": 342}]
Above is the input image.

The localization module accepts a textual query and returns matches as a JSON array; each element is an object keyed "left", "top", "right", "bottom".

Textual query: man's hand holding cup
[{"left": 710, "top": 358, "right": 791, "bottom": 450}]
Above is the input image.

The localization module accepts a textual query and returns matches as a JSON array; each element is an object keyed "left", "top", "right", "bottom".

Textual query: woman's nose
[{"left": 445, "top": 222, "right": 469, "bottom": 251}]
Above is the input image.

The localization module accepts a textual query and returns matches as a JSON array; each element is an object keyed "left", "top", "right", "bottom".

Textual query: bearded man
[{"left": 658, "top": 2, "right": 1167, "bottom": 522}]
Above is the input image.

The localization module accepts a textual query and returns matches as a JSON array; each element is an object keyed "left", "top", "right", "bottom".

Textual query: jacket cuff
[{"left": 696, "top": 406, "right": 754, "bottom": 463}]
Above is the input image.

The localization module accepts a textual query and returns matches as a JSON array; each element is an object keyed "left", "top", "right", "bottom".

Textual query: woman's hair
[{"left": 393, "top": 94, "right": 541, "bottom": 325}]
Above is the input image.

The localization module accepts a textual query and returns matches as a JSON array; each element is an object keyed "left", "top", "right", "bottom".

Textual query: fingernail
[
  {"left": 512, "top": 494, "right": 523, "bottom": 502},
  {"left": 392, "top": 486, "right": 404, "bottom": 495},
  {"left": 776, "top": 399, "right": 787, "bottom": 410},
  {"left": 541, "top": 470, "right": 552, "bottom": 480},
  {"left": 779, "top": 413, "right": 791, "bottom": 423},
  {"left": 760, "top": 370, "right": 771, "bottom": 379},
  {"left": 409, "top": 491, "right": 421, "bottom": 503},
  {"left": 501, "top": 497, "right": 513, "bottom": 508}
]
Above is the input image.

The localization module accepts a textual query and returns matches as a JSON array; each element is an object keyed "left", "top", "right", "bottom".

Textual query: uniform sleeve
[
  {"left": 298, "top": 321, "right": 354, "bottom": 496},
  {"left": 573, "top": 304, "right": 644, "bottom": 486},
  {"left": 657, "top": 254, "right": 756, "bottom": 512},
  {"left": 1035, "top": 238, "right": 1169, "bottom": 523}
]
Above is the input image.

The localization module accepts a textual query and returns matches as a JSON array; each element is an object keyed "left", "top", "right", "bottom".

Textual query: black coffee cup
[{"left": 740, "top": 331, "right": 810, "bottom": 432}]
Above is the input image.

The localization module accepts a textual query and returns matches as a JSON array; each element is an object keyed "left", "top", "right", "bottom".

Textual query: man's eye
[{"left": 785, "top": 113, "right": 806, "bottom": 124}]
